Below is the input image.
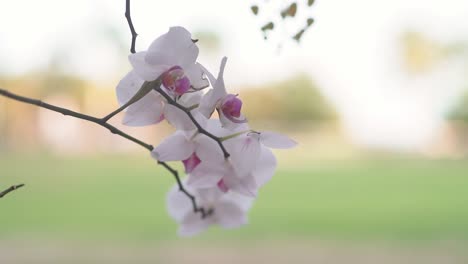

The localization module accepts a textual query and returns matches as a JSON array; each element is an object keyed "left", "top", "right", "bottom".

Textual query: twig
[
  {"left": 125, "top": 0, "right": 138, "bottom": 54},
  {"left": 0, "top": 184, "right": 25, "bottom": 198},
  {"left": 0, "top": 88, "right": 211, "bottom": 218},
  {"left": 0, "top": 89, "right": 152, "bottom": 151},
  {"left": 158, "top": 162, "right": 213, "bottom": 218},
  {"left": 153, "top": 85, "right": 231, "bottom": 159}
]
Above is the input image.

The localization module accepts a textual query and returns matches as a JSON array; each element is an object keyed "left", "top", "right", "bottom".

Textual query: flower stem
[
  {"left": 0, "top": 184, "right": 25, "bottom": 198},
  {"left": 151, "top": 83, "right": 231, "bottom": 159},
  {"left": 0, "top": 88, "right": 211, "bottom": 218}
]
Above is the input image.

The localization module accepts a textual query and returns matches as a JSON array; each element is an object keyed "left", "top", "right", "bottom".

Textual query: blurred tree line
[{"left": 241, "top": 74, "right": 336, "bottom": 125}]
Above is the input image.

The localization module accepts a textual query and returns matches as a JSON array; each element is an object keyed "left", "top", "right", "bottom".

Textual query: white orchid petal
[
  {"left": 212, "top": 57, "right": 228, "bottom": 99},
  {"left": 222, "top": 192, "right": 254, "bottom": 212},
  {"left": 194, "top": 134, "right": 225, "bottom": 164},
  {"left": 152, "top": 131, "right": 194, "bottom": 161},
  {"left": 252, "top": 147, "right": 277, "bottom": 187},
  {"left": 205, "top": 119, "right": 250, "bottom": 137},
  {"left": 225, "top": 134, "right": 261, "bottom": 177},
  {"left": 178, "top": 212, "right": 213, "bottom": 237},
  {"left": 198, "top": 58, "right": 228, "bottom": 118},
  {"left": 166, "top": 183, "right": 194, "bottom": 222},
  {"left": 115, "top": 71, "right": 145, "bottom": 106},
  {"left": 187, "top": 162, "right": 225, "bottom": 188},
  {"left": 187, "top": 173, "right": 222, "bottom": 189},
  {"left": 198, "top": 62, "right": 216, "bottom": 87},
  {"left": 145, "top": 51, "right": 173, "bottom": 66},
  {"left": 185, "top": 63, "right": 209, "bottom": 89},
  {"left": 122, "top": 93, "right": 164, "bottom": 126},
  {"left": 216, "top": 202, "right": 248, "bottom": 229},
  {"left": 164, "top": 105, "right": 207, "bottom": 131},
  {"left": 148, "top": 27, "right": 199, "bottom": 68},
  {"left": 218, "top": 111, "right": 242, "bottom": 130},
  {"left": 224, "top": 174, "right": 258, "bottom": 198},
  {"left": 128, "top": 52, "right": 168, "bottom": 81},
  {"left": 178, "top": 92, "right": 203, "bottom": 108},
  {"left": 164, "top": 104, "right": 195, "bottom": 131},
  {"left": 198, "top": 90, "right": 215, "bottom": 118},
  {"left": 260, "top": 131, "right": 297, "bottom": 149},
  {"left": 197, "top": 187, "right": 224, "bottom": 204}
]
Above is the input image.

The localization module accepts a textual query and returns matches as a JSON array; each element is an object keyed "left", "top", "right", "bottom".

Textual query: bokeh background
[{"left": 1, "top": 0, "right": 468, "bottom": 263}]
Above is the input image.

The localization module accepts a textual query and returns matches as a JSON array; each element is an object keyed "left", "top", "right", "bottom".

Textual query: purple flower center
[
  {"left": 161, "top": 66, "right": 191, "bottom": 96},
  {"left": 182, "top": 152, "right": 201, "bottom": 174},
  {"left": 221, "top": 94, "right": 242, "bottom": 118}
]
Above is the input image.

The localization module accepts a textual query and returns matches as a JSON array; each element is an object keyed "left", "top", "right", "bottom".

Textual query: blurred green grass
[{"left": 0, "top": 154, "right": 468, "bottom": 241}]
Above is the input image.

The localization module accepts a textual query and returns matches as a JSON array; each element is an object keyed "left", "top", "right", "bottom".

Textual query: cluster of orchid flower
[{"left": 116, "top": 27, "right": 296, "bottom": 236}]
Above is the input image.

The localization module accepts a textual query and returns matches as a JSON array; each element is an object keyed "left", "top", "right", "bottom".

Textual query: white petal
[
  {"left": 164, "top": 104, "right": 195, "bottom": 131},
  {"left": 194, "top": 134, "right": 225, "bottom": 164},
  {"left": 225, "top": 134, "right": 261, "bottom": 178},
  {"left": 205, "top": 119, "right": 250, "bottom": 137},
  {"left": 148, "top": 27, "right": 199, "bottom": 68},
  {"left": 145, "top": 51, "right": 173, "bottom": 67},
  {"left": 260, "top": 131, "right": 297, "bottom": 149},
  {"left": 252, "top": 147, "right": 277, "bottom": 187},
  {"left": 197, "top": 58, "right": 228, "bottom": 118},
  {"left": 218, "top": 111, "right": 246, "bottom": 130},
  {"left": 151, "top": 131, "right": 194, "bottom": 161},
  {"left": 196, "top": 187, "right": 224, "bottom": 204},
  {"left": 222, "top": 191, "right": 254, "bottom": 212},
  {"left": 166, "top": 183, "right": 193, "bottom": 222},
  {"left": 198, "top": 89, "right": 215, "bottom": 118},
  {"left": 216, "top": 201, "right": 248, "bottom": 229},
  {"left": 224, "top": 174, "right": 258, "bottom": 198},
  {"left": 178, "top": 92, "right": 203, "bottom": 108},
  {"left": 115, "top": 71, "right": 145, "bottom": 106},
  {"left": 122, "top": 92, "right": 164, "bottom": 126},
  {"left": 178, "top": 212, "right": 213, "bottom": 237},
  {"left": 212, "top": 57, "right": 228, "bottom": 100},
  {"left": 198, "top": 62, "right": 216, "bottom": 87},
  {"left": 187, "top": 162, "right": 224, "bottom": 188},
  {"left": 145, "top": 29, "right": 174, "bottom": 66},
  {"left": 129, "top": 52, "right": 168, "bottom": 81},
  {"left": 185, "top": 63, "right": 209, "bottom": 89}
]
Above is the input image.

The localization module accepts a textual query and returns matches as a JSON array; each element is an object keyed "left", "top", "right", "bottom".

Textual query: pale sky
[{"left": 1, "top": 0, "right": 468, "bottom": 150}]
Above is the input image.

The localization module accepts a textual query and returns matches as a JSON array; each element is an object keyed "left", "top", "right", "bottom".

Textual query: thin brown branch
[
  {"left": 125, "top": 0, "right": 138, "bottom": 54},
  {"left": 158, "top": 161, "right": 213, "bottom": 218},
  {"left": 0, "top": 88, "right": 211, "bottom": 218},
  {"left": 0, "top": 89, "right": 152, "bottom": 151},
  {"left": 152, "top": 85, "right": 231, "bottom": 159},
  {"left": 0, "top": 184, "right": 25, "bottom": 198}
]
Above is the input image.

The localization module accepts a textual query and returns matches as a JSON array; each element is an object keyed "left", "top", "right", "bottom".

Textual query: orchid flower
[
  {"left": 188, "top": 145, "right": 277, "bottom": 197},
  {"left": 116, "top": 71, "right": 164, "bottom": 126},
  {"left": 199, "top": 57, "right": 247, "bottom": 129},
  {"left": 115, "top": 26, "right": 298, "bottom": 236},
  {"left": 186, "top": 120, "right": 296, "bottom": 197},
  {"left": 129, "top": 26, "right": 208, "bottom": 95},
  {"left": 167, "top": 181, "right": 253, "bottom": 236},
  {"left": 116, "top": 27, "right": 208, "bottom": 126}
]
